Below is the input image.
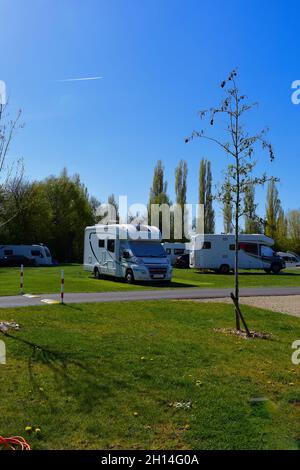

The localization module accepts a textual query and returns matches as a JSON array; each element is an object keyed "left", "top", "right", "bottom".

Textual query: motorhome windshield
[
  {"left": 129, "top": 241, "right": 166, "bottom": 258},
  {"left": 261, "top": 245, "right": 274, "bottom": 257}
]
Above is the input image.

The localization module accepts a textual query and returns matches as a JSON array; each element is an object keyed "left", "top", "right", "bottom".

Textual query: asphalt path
[{"left": 0, "top": 286, "right": 300, "bottom": 308}]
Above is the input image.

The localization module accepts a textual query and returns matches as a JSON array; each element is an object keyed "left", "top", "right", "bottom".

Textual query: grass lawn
[
  {"left": 0, "top": 264, "right": 300, "bottom": 296},
  {"left": 0, "top": 300, "right": 299, "bottom": 449}
]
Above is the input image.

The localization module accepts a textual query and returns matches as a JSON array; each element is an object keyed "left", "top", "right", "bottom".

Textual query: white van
[
  {"left": 84, "top": 224, "right": 173, "bottom": 283},
  {"left": 162, "top": 242, "right": 190, "bottom": 265},
  {"left": 190, "top": 234, "right": 286, "bottom": 274},
  {"left": 0, "top": 244, "right": 52, "bottom": 266},
  {"left": 277, "top": 252, "right": 300, "bottom": 268}
]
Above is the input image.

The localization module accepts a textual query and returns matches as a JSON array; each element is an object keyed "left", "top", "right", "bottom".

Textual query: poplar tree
[
  {"left": 244, "top": 184, "right": 262, "bottom": 233},
  {"left": 198, "top": 158, "right": 215, "bottom": 233},
  {"left": 175, "top": 160, "right": 188, "bottom": 240},
  {"left": 265, "top": 180, "right": 282, "bottom": 239},
  {"left": 175, "top": 160, "right": 188, "bottom": 208},
  {"left": 148, "top": 160, "right": 170, "bottom": 234},
  {"left": 205, "top": 161, "right": 215, "bottom": 233}
]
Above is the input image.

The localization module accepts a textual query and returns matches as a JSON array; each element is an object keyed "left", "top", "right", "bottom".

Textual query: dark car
[
  {"left": 174, "top": 253, "right": 190, "bottom": 269},
  {"left": 0, "top": 255, "right": 37, "bottom": 267}
]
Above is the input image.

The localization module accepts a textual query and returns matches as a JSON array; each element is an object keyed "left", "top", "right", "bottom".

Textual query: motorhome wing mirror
[{"left": 123, "top": 250, "right": 130, "bottom": 259}]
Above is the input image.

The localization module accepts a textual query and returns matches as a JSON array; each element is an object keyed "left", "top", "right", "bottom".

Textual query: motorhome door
[{"left": 106, "top": 239, "right": 117, "bottom": 276}]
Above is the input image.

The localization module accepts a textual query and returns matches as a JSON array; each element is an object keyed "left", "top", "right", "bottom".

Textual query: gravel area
[{"left": 197, "top": 295, "right": 300, "bottom": 318}]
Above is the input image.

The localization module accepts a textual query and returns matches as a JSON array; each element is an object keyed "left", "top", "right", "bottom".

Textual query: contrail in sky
[{"left": 58, "top": 76, "right": 103, "bottom": 82}]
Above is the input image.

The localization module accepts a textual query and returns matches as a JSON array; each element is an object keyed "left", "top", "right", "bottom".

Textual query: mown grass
[
  {"left": 0, "top": 264, "right": 299, "bottom": 296},
  {"left": 0, "top": 300, "right": 299, "bottom": 449}
]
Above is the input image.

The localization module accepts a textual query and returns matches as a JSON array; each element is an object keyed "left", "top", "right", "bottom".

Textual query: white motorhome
[
  {"left": 162, "top": 242, "right": 190, "bottom": 265},
  {"left": 0, "top": 244, "right": 52, "bottom": 266},
  {"left": 84, "top": 224, "right": 173, "bottom": 283},
  {"left": 190, "top": 234, "right": 286, "bottom": 274}
]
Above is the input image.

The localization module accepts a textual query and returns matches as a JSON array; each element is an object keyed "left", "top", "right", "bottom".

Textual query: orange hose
[{"left": 0, "top": 436, "right": 31, "bottom": 450}]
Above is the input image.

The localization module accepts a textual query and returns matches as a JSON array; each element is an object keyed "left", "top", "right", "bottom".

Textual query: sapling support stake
[{"left": 230, "top": 293, "right": 251, "bottom": 338}]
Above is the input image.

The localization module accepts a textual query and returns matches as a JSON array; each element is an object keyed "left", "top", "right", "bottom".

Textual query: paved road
[{"left": 1, "top": 286, "right": 300, "bottom": 308}]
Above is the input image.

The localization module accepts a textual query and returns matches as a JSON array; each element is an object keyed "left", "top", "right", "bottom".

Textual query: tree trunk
[
  {"left": 234, "top": 140, "right": 241, "bottom": 331},
  {"left": 234, "top": 217, "right": 241, "bottom": 331},
  {"left": 234, "top": 93, "right": 241, "bottom": 332}
]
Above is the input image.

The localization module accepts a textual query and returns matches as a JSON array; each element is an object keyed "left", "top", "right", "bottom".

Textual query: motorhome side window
[
  {"left": 107, "top": 240, "right": 115, "bottom": 253},
  {"left": 98, "top": 240, "right": 105, "bottom": 248},
  {"left": 166, "top": 249, "right": 171, "bottom": 254},
  {"left": 4, "top": 250, "right": 13, "bottom": 255},
  {"left": 45, "top": 248, "right": 51, "bottom": 257},
  {"left": 240, "top": 242, "right": 258, "bottom": 255},
  {"left": 31, "top": 250, "right": 43, "bottom": 257},
  {"left": 202, "top": 242, "right": 211, "bottom": 249},
  {"left": 229, "top": 244, "right": 240, "bottom": 251},
  {"left": 174, "top": 249, "right": 185, "bottom": 255}
]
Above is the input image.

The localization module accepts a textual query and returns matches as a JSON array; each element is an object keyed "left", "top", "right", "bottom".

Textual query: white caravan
[
  {"left": 0, "top": 244, "right": 52, "bottom": 266},
  {"left": 84, "top": 224, "right": 173, "bottom": 283},
  {"left": 190, "top": 234, "right": 286, "bottom": 274}
]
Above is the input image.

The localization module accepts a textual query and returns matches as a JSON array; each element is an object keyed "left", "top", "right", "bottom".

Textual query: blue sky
[{"left": 1, "top": 0, "right": 300, "bottom": 232}]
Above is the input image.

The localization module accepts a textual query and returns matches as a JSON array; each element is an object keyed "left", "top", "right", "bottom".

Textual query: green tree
[
  {"left": 43, "top": 169, "right": 95, "bottom": 261},
  {"left": 0, "top": 179, "right": 52, "bottom": 244},
  {"left": 0, "top": 168, "right": 99, "bottom": 262},
  {"left": 265, "top": 180, "right": 282, "bottom": 239},
  {"left": 287, "top": 209, "right": 300, "bottom": 254},
  {"left": 198, "top": 159, "right": 215, "bottom": 233},
  {"left": 175, "top": 160, "right": 188, "bottom": 240},
  {"left": 175, "top": 160, "right": 188, "bottom": 207},
  {"left": 275, "top": 208, "right": 287, "bottom": 249},
  {"left": 244, "top": 184, "right": 262, "bottom": 233},
  {"left": 148, "top": 160, "right": 171, "bottom": 236}
]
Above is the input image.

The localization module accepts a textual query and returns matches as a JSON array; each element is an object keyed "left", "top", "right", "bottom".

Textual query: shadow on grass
[
  {"left": 2, "top": 330, "right": 116, "bottom": 412},
  {"left": 28, "top": 348, "right": 112, "bottom": 412},
  {"left": 87, "top": 274, "right": 197, "bottom": 288}
]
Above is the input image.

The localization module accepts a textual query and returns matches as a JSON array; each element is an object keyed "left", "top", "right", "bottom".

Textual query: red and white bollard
[
  {"left": 60, "top": 270, "right": 64, "bottom": 304},
  {"left": 20, "top": 264, "right": 24, "bottom": 295}
]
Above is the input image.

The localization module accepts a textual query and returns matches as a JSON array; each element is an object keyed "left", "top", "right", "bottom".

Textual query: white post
[
  {"left": 20, "top": 264, "right": 24, "bottom": 295},
  {"left": 60, "top": 270, "right": 64, "bottom": 304}
]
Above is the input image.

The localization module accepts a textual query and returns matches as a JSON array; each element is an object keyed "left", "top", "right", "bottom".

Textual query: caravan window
[
  {"left": 107, "top": 240, "right": 115, "bottom": 253},
  {"left": 240, "top": 242, "right": 258, "bottom": 255},
  {"left": 4, "top": 249, "right": 13, "bottom": 255},
  {"left": 98, "top": 240, "right": 105, "bottom": 248}
]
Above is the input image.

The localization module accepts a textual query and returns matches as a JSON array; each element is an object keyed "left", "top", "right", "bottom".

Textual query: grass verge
[
  {"left": 0, "top": 264, "right": 299, "bottom": 296},
  {"left": 0, "top": 300, "right": 299, "bottom": 449}
]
